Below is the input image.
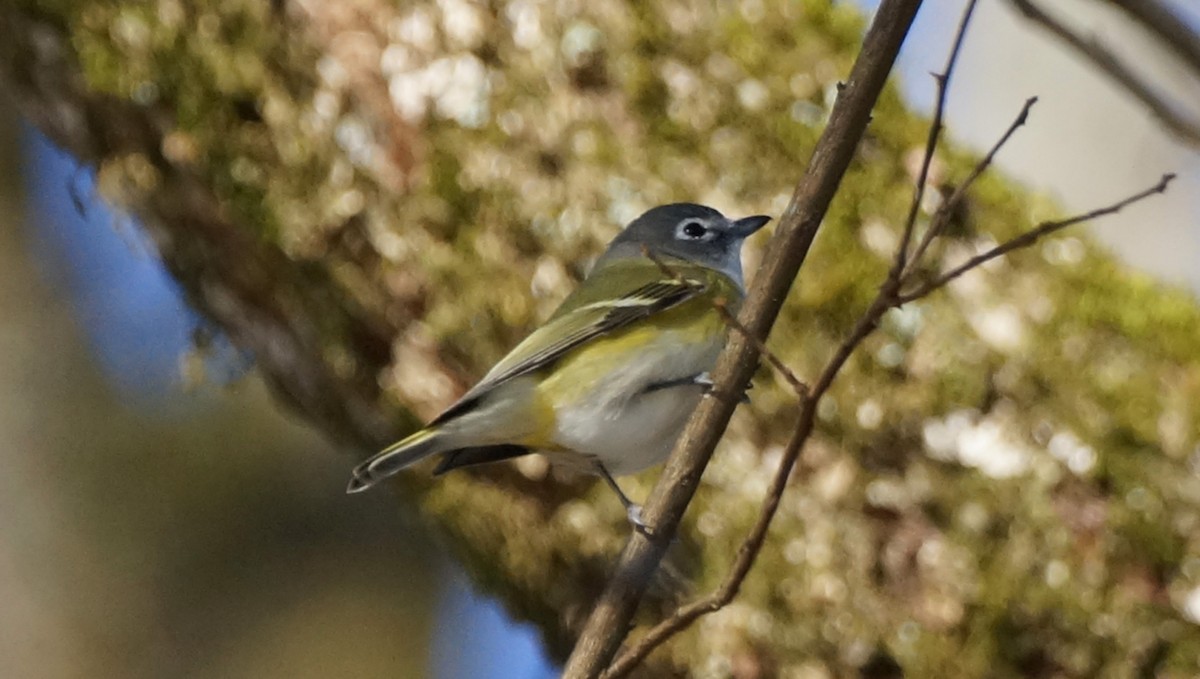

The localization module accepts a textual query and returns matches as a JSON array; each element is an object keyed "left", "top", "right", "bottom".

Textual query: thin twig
[
  {"left": 712, "top": 298, "right": 808, "bottom": 398},
  {"left": 897, "top": 173, "right": 1176, "bottom": 304},
  {"left": 1008, "top": 0, "right": 1200, "bottom": 148},
  {"left": 894, "top": 0, "right": 979, "bottom": 276},
  {"left": 610, "top": 171, "right": 1177, "bottom": 679},
  {"left": 641, "top": 245, "right": 809, "bottom": 398},
  {"left": 903, "top": 96, "right": 1038, "bottom": 278},
  {"left": 602, "top": 4, "right": 1179, "bottom": 672},
  {"left": 599, "top": 4, "right": 982, "bottom": 675},
  {"left": 559, "top": 2, "right": 927, "bottom": 676},
  {"left": 605, "top": 295, "right": 887, "bottom": 678},
  {"left": 639, "top": 244, "right": 709, "bottom": 293},
  {"left": 605, "top": 7, "right": 1182, "bottom": 672}
]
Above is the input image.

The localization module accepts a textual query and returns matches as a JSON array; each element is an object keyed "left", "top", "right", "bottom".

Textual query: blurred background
[
  {"left": 0, "top": 0, "right": 1196, "bottom": 677},
  {"left": 0, "top": 101, "right": 554, "bottom": 678}
]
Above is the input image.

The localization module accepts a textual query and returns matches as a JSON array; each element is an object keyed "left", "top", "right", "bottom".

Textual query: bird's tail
[{"left": 346, "top": 428, "right": 444, "bottom": 493}]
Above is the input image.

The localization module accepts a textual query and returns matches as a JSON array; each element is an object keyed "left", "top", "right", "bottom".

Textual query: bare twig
[
  {"left": 903, "top": 96, "right": 1038, "bottom": 278},
  {"left": 559, "top": 2, "right": 926, "bottom": 676},
  {"left": 602, "top": 6, "right": 981, "bottom": 673},
  {"left": 894, "top": 0, "right": 979, "bottom": 276},
  {"left": 573, "top": 0, "right": 1179, "bottom": 673},
  {"left": 712, "top": 298, "right": 808, "bottom": 398},
  {"left": 603, "top": 299, "right": 885, "bottom": 678},
  {"left": 641, "top": 245, "right": 809, "bottom": 398},
  {"left": 611, "top": 147, "right": 1175, "bottom": 679},
  {"left": 897, "top": 173, "right": 1176, "bottom": 304},
  {"left": 1007, "top": 0, "right": 1200, "bottom": 148},
  {"left": 605, "top": 5, "right": 1179, "bottom": 670},
  {"left": 639, "top": 244, "right": 708, "bottom": 293},
  {"left": 596, "top": 4, "right": 1000, "bottom": 675}
]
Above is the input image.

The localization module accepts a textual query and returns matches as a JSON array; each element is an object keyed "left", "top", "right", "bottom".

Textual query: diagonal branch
[
  {"left": 602, "top": 292, "right": 885, "bottom": 679},
  {"left": 641, "top": 245, "right": 808, "bottom": 398},
  {"left": 903, "top": 95, "right": 1037, "bottom": 278},
  {"left": 607, "top": 117, "right": 1175, "bottom": 679},
  {"left": 897, "top": 172, "right": 1177, "bottom": 304},
  {"left": 601, "top": 5, "right": 984, "bottom": 674},
  {"left": 1007, "top": 0, "right": 1200, "bottom": 148},
  {"left": 602, "top": 7, "right": 1178, "bottom": 670},
  {"left": 559, "top": 1, "right": 927, "bottom": 676}
]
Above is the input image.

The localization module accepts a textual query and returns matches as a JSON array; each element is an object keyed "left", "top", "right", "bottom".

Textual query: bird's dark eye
[{"left": 681, "top": 221, "right": 707, "bottom": 239}]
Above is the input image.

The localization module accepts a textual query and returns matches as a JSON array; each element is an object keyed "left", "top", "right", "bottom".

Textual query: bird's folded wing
[{"left": 431, "top": 275, "right": 706, "bottom": 425}]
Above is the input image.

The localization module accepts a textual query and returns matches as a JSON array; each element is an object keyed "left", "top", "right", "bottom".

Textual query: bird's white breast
[{"left": 547, "top": 329, "right": 722, "bottom": 475}]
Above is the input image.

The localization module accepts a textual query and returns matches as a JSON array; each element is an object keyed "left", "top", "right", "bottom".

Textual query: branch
[
  {"left": 1008, "top": 0, "right": 1200, "bottom": 148},
  {"left": 903, "top": 95, "right": 1037, "bottom": 277},
  {"left": 711, "top": 298, "right": 807, "bottom": 398},
  {"left": 603, "top": 294, "right": 887, "bottom": 678},
  {"left": 603, "top": 1, "right": 1181, "bottom": 665},
  {"left": 607, "top": 109, "right": 1176, "bottom": 679},
  {"left": 897, "top": 172, "right": 1177, "bottom": 304},
  {"left": 559, "top": 1, "right": 927, "bottom": 676},
  {"left": 602, "top": 4, "right": 983, "bottom": 675},
  {"left": 894, "top": 0, "right": 978, "bottom": 275},
  {"left": 641, "top": 245, "right": 808, "bottom": 398}
]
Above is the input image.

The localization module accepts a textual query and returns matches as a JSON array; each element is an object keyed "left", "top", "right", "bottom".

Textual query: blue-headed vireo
[{"left": 347, "top": 203, "right": 770, "bottom": 526}]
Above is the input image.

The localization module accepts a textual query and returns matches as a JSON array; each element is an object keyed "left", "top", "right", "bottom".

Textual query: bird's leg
[
  {"left": 594, "top": 462, "right": 649, "bottom": 533},
  {"left": 643, "top": 373, "right": 708, "bottom": 394},
  {"left": 691, "top": 371, "right": 752, "bottom": 404},
  {"left": 643, "top": 371, "right": 744, "bottom": 405}
]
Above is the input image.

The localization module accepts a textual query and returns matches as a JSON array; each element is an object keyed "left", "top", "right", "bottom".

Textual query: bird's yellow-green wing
[{"left": 430, "top": 259, "right": 719, "bottom": 425}]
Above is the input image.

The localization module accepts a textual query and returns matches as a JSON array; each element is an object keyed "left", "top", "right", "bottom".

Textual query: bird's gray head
[{"left": 596, "top": 203, "right": 771, "bottom": 287}]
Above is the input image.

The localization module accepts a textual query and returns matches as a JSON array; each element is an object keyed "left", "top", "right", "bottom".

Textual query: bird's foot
[
  {"left": 627, "top": 504, "right": 652, "bottom": 535},
  {"left": 695, "top": 372, "right": 752, "bottom": 404}
]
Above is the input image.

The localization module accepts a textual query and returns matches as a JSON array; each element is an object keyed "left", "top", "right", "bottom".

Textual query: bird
[{"left": 346, "top": 203, "right": 769, "bottom": 527}]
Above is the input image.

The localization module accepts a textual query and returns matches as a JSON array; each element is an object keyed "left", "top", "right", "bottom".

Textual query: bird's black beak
[{"left": 730, "top": 214, "right": 772, "bottom": 237}]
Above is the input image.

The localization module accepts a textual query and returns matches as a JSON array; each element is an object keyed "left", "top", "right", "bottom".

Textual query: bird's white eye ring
[{"left": 679, "top": 221, "right": 708, "bottom": 239}]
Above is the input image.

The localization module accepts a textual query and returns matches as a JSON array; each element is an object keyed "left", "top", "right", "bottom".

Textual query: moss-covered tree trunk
[{"left": 4, "top": 1, "right": 1199, "bottom": 675}]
